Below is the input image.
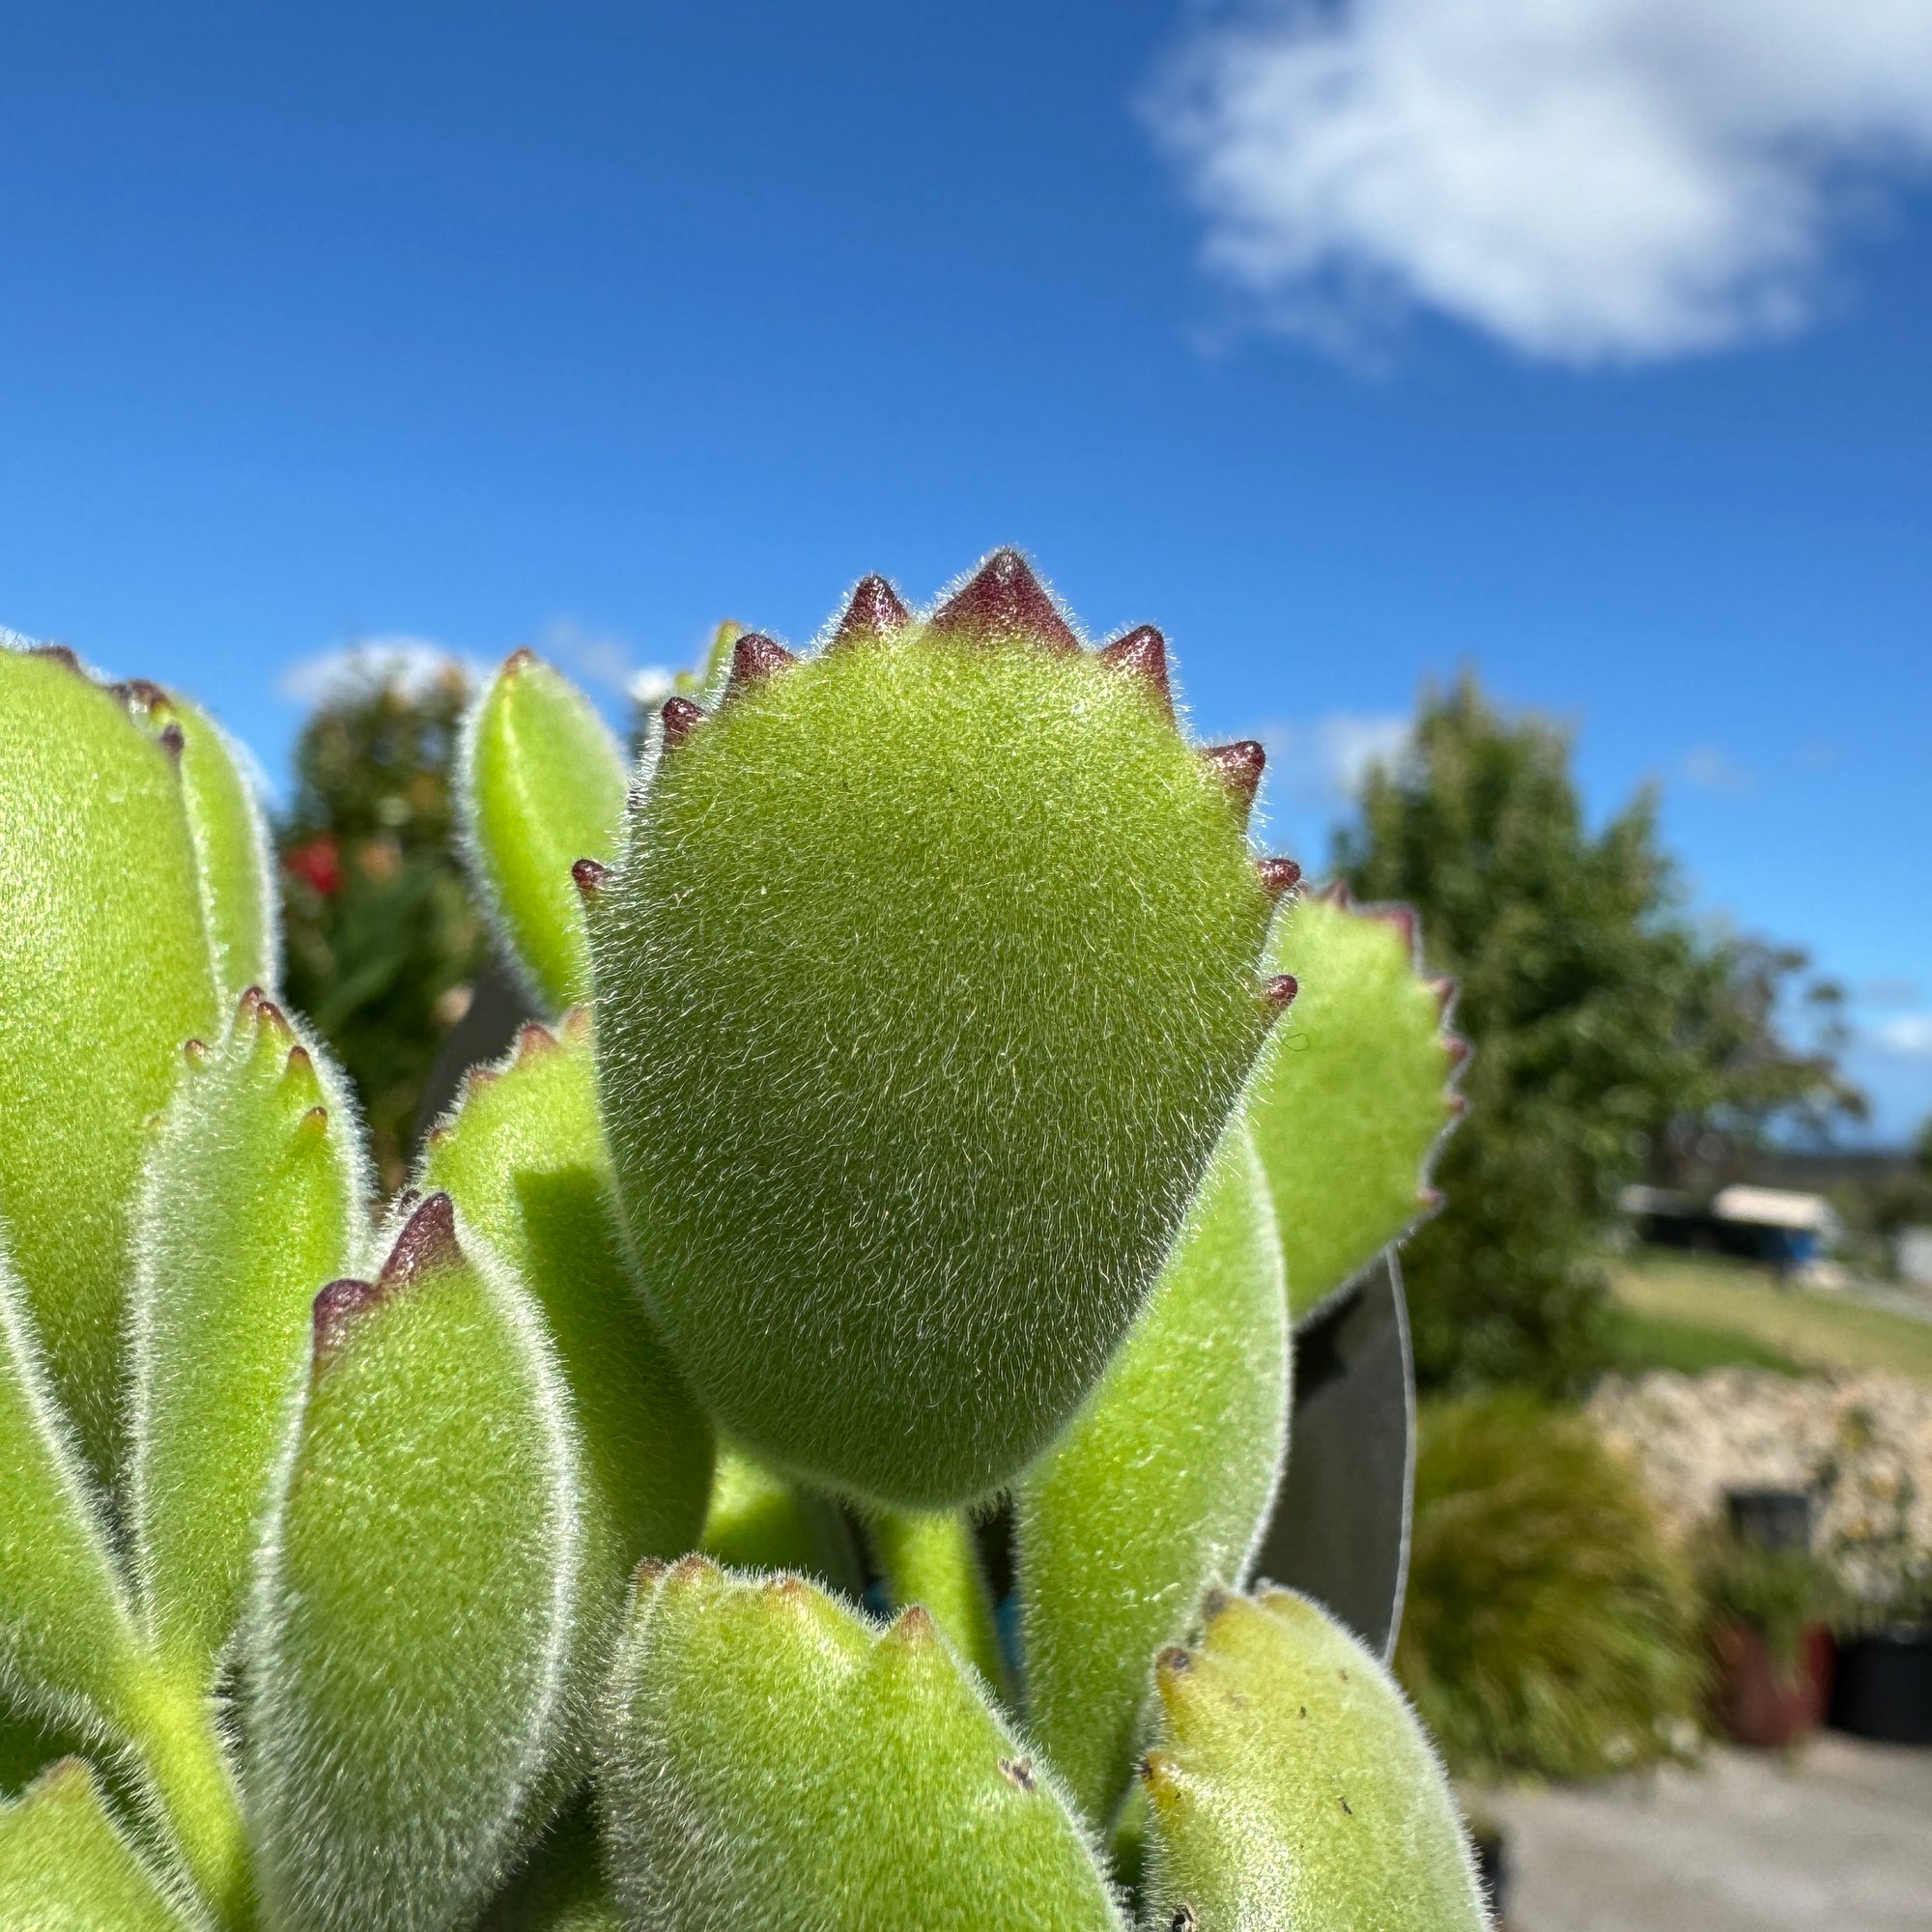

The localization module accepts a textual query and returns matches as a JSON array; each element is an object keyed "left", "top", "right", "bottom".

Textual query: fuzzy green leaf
[
  {"left": 1253, "top": 890, "right": 1462, "bottom": 1320},
  {"left": 1016, "top": 1122, "right": 1289, "bottom": 1824},
  {"left": 592, "top": 558, "right": 1277, "bottom": 1507},
  {"left": 418, "top": 1010, "right": 712, "bottom": 1599},
  {"left": 869, "top": 1508, "right": 1011, "bottom": 1704},
  {"left": 0, "top": 645, "right": 221, "bottom": 1476},
  {"left": 699, "top": 1444, "right": 865, "bottom": 1597},
  {"left": 248, "top": 1194, "right": 585, "bottom": 1932},
  {"left": 128, "top": 990, "right": 366, "bottom": 1685},
  {"left": 598, "top": 1557, "right": 1124, "bottom": 1932},
  {"left": 0, "top": 1240, "right": 142, "bottom": 1743},
  {"left": 119, "top": 683, "right": 278, "bottom": 1008},
  {"left": 0, "top": 1249, "right": 248, "bottom": 1925},
  {"left": 475, "top": 1799, "right": 622, "bottom": 1932},
  {"left": 462, "top": 652, "right": 626, "bottom": 1011},
  {"left": 0, "top": 1759, "right": 188, "bottom": 1932},
  {"left": 1139, "top": 1588, "right": 1487, "bottom": 1932}
]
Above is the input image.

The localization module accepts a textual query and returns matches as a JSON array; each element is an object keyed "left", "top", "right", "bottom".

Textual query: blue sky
[{"left": 4, "top": 1, "right": 1929, "bottom": 1138}]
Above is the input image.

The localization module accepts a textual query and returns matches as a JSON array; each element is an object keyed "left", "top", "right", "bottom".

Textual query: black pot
[
  {"left": 1725, "top": 1487, "right": 1813, "bottom": 1552},
  {"left": 1829, "top": 1628, "right": 1932, "bottom": 1745},
  {"left": 1471, "top": 1828, "right": 1507, "bottom": 1920}
]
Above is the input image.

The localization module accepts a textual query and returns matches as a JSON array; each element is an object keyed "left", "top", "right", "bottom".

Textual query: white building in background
[{"left": 1898, "top": 1227, "right": 1932, "bottom": 1291}]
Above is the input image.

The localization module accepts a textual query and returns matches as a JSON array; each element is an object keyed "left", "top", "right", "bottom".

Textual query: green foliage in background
[
  {"left": 1337, "top": 671, "right": 1861, "bottom": 1393},
  {"left": 276, "top": 661, "right": 486, "bottom": 1190},
  {"left": 1395, "top": 1393, "right": 1703, "bottom": 1783}
]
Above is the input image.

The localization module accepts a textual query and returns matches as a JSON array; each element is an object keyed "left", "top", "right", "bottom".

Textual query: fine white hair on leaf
[{"left": 242, "top": 1202, "right": 587, "bottom": 1932}]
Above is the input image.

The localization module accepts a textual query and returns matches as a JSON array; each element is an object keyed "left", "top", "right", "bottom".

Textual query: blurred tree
[
  {"left": 277, "top": 660, "right": 486, "bottom": 1192},
  {"left": 1335, "top": 672, "right": 1861, "bottom": 1393}
]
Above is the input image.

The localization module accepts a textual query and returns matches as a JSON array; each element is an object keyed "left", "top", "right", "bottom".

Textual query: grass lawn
[{"left": 1606, "top": 1250, "right": 1932, "bottom": 1384}]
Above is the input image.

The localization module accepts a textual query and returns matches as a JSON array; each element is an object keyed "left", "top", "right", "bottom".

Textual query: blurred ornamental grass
[{"left": 1395, "top": 1393, "right": 1704, "bottom": 1783}]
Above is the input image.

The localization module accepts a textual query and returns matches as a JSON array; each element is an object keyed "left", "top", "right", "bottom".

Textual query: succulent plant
[{"left": 0, "top": 562, "right": 1482, "bottom": 1932}]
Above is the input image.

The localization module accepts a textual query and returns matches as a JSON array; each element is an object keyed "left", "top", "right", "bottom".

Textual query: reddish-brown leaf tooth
[
  {"left": 112, "top": 677, "right": 170, "bottom": 711},
  {"left": 833, "top": 573, "right": 911, "bottom": 645},
  {"left": 514, "top": 1020, "right": 560, "bottom": 1060},
  {"left": 379, "top": 1191, "right": 463, "bottom": 1291},
  {"left": 1263, "top": 974, "right": 1299, "bottom": 1016},
  {"left": 182, "top": 1038, "right": 209, "bottom": 1067},
  {"left": 312, "top": 1276, "right": 383, "bottom": 1367},
  {"left": 1430, "top": 977, "right": 1459, "bottom": 1021},
  {"left": 1446, "top": 1092, "right": 1469, "bottom": 1117},
  {"left": 1096, "top": 625, "right": 1174, "bottom": 718},
  {"left": 1200, "top": 741, "right": 1265, "bottom": 822},
  {"left": 157, "top": 723, "right": 185, "bottom": 761},
  {"left": 1156, "top": 1645, "right": 1194, "bottom": 1676},
  {"left": 31, "top": 644, "right": 83, "bottom": 673},
  {"left": 1257, "top": 857, "right": 1302, "bottom": 900},
  {"left": 297, "top": 1104, "right": 329, "bottom": 1136},
  {"left": 1417, "top": 1186, "right": 1445, "bottom": 1213},
  {"left": 724, "top": 633, "right": 797, "bottom": 700},
  {"left": 573, "top": 857, "right": 611, "bottom": 898},
  {"left": 929, "top": 549, "right": 1080, "bottom": 656},
  {"left": 1444, "top": 1036, "right": 1472, "bottom": 1066},
  {"left": 1369, "top": 903, "right": 1419, "bottom": 958},
  {"left": 660, "top": 696, "right": 705, "bottom": 746},
  {"left": 282, "top": 1043, "right": 313, "bottom": 1080},
  {"left": 503, "top": 645, "right": 538, "bottom": 675}
]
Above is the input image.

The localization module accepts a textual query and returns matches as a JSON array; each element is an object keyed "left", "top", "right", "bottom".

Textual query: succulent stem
[
  {"left": 868, "top": 1509, "right": 1013, "bottom": 1707},
  {"left": 117, "top": 1663, "right": 253, "bottom": 1928}
]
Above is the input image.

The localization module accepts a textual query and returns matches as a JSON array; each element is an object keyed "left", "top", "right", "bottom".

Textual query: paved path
[{"left": 1483, "top": 1735, "right": 1932, "bottom": 1932}]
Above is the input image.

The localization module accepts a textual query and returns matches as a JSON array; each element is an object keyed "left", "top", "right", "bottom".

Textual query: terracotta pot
[{"left": 1711, "top": 1621, "right": 1833, "bottom": 1748}]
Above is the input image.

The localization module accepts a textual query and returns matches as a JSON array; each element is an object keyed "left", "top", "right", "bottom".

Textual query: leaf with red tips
[
  {"left": 0, "top": 1758, "right": 190, "bottom": 1930},
  {"left": 1257, "top": 856, "right": 1302, "bottom": 899},
  {"left": 591, "top": 574, "right": 1275, "bottom": 1507},
  {"left": 1245, "top": 890, "right": 1464, "bottom": 1321},
  {"left": 571, "top": 857, "right": 611, "bottom": 898},
  {"left": 1199, "top": 741, "right": 1265, "bottom": 823},
  {"left": 832, "top": 573, "right": 911, "bottom": 644},
  {"left": 460, "top": 650, "right": 627, "bottom": 1012},
  {"left": 1139, "top": 1589, "right": 1485, "bottom": 1932},
  {"left": 249, "top": 1198, "right": 586, "bottom": 1932},
  {"left": 598, "top": 1563, "right": 1123, "bottom": 1931},
  {"left": 659, "top": 696, "right": 704, "bottom": 744},
  {"left": 928, "top": 548, "right": 1080, "bottom": 655},
  {"left": 724, "top": 632, "right": 798, "bottom": 698},
  {"left": 1016, "top": 1122, "right": 1289, "bottom": 1824},
  {"left": 1097, "top": 625, "right": 1175, "bottom": 717},
  {"left": 117, "top": 681, "right": 280, "bottom": 1009},
  {"left": 0, "top": 642, "right": 222, "bottom": 1481},
  {"left": 128, "top": 990, "right": 366, "bottom": 1685}
]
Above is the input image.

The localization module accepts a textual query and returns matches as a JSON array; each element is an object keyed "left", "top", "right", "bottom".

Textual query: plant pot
[
  {"left": 1829, "top": 1628, "right": 1932, "bottom": 1745},
  {"left": 1711, "top": 1620, "right": 1833, "bottom": 1748},
  {"left": 1723, "top": 1487, "right": 1813, "bottom": 1553},
  {"left": 1470, "top": 1827, "right": 1507, "bottom": 1923}
]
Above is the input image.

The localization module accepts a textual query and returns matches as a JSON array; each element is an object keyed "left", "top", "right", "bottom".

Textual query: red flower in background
[{"left": 284, "top": 834, "right": 343, "bottom": 897}]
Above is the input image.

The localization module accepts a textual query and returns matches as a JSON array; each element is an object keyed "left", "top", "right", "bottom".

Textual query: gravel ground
[{"left": 1481, "top": 1735, "right": 1932, "bottom": 1932}]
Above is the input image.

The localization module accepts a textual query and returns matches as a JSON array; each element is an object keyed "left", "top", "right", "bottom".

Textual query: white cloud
[
  {"left": 1877, "top": 1013, "right": 1932, "bottom": 1059},
  {"left": 1680, "top": 744, "right": 1754, "bottom": 794},
  {"left": 277, "top": 636, "right": 483, "bottom": 705},
  {"left": 1258, "top": 710, "right": 1409, "bottom": 808},
  {"left": 1147, "top": 0, "right": 1932, "bottom": 362}
]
